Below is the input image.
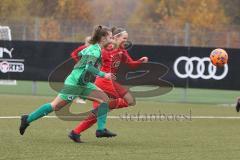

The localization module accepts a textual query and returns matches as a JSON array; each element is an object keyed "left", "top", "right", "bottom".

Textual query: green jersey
[
  {"left": 65, "top": 43, "right": 105, "bottom": 86},
  {"left": 74, "top": 43, "right": 101, "bottom": 70},
  {"left": 59, "top": 43, "right": 106, "bottom": 101}
]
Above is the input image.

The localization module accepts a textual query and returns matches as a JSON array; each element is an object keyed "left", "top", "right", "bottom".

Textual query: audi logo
[{"left": 173, "top": 56, "right": 228, "bottom": 80}]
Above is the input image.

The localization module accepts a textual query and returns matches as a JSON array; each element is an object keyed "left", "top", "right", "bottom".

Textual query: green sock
[
  {"left": 27, "top": 103, "right": 53, "bottom": 123},
  {"left": 97, "top": 103, "right": 109, "bottom": 131}
]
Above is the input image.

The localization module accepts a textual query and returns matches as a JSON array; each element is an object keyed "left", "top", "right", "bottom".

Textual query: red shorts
[
  {"left": 93, "top": 77, "right": 128, "bottom": 109},
  {"left": 95, "top": 77, "right": 128, "bottom": 99}
]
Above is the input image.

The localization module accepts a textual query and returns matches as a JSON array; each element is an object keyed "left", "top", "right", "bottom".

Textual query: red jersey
[
  {"left": 100, "top": 48, "right": 143, "bottom": 74},
  {"left": 71, "top": 45, "right": 87, "bottom": 62}
]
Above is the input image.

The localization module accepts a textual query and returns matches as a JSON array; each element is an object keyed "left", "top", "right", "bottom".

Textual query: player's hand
[
  {"left": 104, "top": 73, "right": 116, "bottom": 80},
  {"left": 140, "top": 57, "right": 148, "bottom": 63}
]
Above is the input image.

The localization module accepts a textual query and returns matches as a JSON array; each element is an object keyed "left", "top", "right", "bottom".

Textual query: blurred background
[
  {"left": 1, "top": 0, "right": 240, "bottom": 48},
  {"left": 1, "top": 1, "right": 240, "bottom": 159}
]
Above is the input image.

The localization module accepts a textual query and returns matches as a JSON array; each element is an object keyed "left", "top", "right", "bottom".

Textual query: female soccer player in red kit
[{"left": 69, "top": 27, "right": 148, "bottom": 143}]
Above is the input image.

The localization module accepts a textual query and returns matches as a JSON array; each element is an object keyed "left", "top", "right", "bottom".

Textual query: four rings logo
[
  {"left": 173, "top": 56, "right": 228, "bottom": 80},
  {"left": 0, "top": 47, "right": 24, "bottom": 73}
]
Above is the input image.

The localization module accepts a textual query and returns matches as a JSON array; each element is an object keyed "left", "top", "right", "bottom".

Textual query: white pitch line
[
  {"left": 0, "top": 116, "right": 240, "bottom": 119},
  {"left": 190, "top": 116, "right": 240, "bottom": 119}
]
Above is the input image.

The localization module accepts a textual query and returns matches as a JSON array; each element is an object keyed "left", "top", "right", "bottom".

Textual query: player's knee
[
  {"left": 127, "top": 99, "right": 136, "bottom": 106},
  {"left": 51, "top": 103, "right": 63, "bottom": 111},
  {"left": 51, "top": 105, "right": 60, "bottom": 111},
  {"left": 124, "top": 93, "right": 136, "bottom": 106}
]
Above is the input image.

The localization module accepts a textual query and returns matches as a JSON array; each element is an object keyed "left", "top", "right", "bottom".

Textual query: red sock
[
  {"left": 109, "top": 98, "right": 129, "bottom": 109},
  {"left": 73, "top": 99, "right": 128, "bottom": 135},
  {"left": 73, "top": 114, "right": 97, "bottom": 135}
]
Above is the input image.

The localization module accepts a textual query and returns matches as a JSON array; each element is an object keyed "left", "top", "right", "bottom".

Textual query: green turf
[
  {"left": 1, "top": 94, "right": 240, "bottom": 160},
  {"left": 0, "top": 80, "right": 240, "bottom": 104}
]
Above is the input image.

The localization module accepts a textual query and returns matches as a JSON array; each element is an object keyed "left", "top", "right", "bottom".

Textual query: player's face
[
  {"left": 104, "top": 31, "right": 113, "bottom": 44},
  {"left": 116, "top": 32, "right": 128, "bottom": 48}
]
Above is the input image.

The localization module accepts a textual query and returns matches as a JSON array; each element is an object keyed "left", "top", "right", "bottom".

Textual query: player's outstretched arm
[
  {"left": 123, "top": 50, "right": 148, "bottom": 68},
  {"left": 85, "top": 61, "right": 115, "bottom": 80}
]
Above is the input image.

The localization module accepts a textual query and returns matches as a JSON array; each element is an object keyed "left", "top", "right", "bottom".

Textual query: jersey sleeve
[
  {"left": 122, "top": 50, "right": 143, "bottom": 69},
  {"left": 70, "top": 45, "right": 87, "bottom": 63},
  {"left": 85, "top": 62, "right": 105, "bottom": 77}
]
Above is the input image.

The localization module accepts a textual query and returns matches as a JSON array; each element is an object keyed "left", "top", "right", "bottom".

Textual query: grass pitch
[{"left": 1, "top": 92, "right": 240, "bottom": 160}]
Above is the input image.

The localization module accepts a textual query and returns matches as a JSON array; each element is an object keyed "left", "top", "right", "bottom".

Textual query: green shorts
[
  {"left": 58, "top": 82, "right": 97, "bottom": 102},
  {"left": 58, "top": 70, "right": 97, "bottom": 102}
]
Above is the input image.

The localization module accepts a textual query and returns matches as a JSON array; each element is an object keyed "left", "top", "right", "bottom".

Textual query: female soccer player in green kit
[{"left": 19, "top": 25, "right": 117, "bottom": 138}]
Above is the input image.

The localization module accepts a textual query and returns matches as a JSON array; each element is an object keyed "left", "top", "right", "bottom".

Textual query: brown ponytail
[{"left": 89, "top": 25, "right": 111, "bottom": 44}]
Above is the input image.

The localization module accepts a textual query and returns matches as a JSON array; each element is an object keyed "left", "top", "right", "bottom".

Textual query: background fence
[{"left": 1, "top": 18, "right": 240, "bottom": 48}]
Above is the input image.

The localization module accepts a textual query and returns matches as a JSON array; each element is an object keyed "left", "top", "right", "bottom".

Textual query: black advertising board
[{"left": 0, "top": 40, "right": 239, "bottom": 90}]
